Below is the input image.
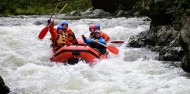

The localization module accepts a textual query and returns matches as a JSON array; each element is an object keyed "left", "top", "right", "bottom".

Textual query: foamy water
[{"left": 0, "top": 16, "right": 189, "bottom": 94}]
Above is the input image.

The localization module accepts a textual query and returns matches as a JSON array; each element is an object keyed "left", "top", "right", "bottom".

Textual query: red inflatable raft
[{"left": 50, "top": 39, "right": 108, "bottom": 64}]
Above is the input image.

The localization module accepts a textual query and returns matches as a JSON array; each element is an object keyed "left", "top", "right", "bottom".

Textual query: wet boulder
[
  {"left": 68, "top": 10, "right": 81, "bottom": 16},
  {"left": 91, "top": 9, "right": 112, "bottom": 17},
  {"left": 128, "top": 29, "right": 156, "bottom": 48},
  {"left": 33, "top": 21, "right": 44, "bottom": 25},
  {"left": 159, "top": 46, "right": 183, "bottom": 61},
  {"left": 180, "top": 17, "right": 190, "bottom": 72},
  {"left": 0, "top": 76, "right": 10, "bottom": 94},
  {"left": 80, "top": 7, "right": 93, "bottom": 16},
  {"left": 128, "top": 25, "right": 181, "bottom": 61},
  {"left": 128, "top": 35, "right": 144, "bottom": 48}
]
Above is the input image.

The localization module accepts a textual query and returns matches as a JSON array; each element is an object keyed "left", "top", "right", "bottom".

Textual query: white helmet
[{"left": 94, "top": 30, "right": 101, "bottom": 33}]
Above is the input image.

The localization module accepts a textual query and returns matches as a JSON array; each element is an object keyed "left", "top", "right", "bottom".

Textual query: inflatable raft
[{"left": 50, "top": 39, "right": 108, "bottom": 64}]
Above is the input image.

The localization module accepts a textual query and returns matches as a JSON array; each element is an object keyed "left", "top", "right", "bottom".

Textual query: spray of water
[{"left": 0, "top": 16, "right": 189, "bottom": 94}]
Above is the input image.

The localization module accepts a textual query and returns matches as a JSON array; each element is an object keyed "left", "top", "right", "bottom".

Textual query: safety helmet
[
  {"left": 94, "top": 30, "right": 100, "bottom": 33},
  {"left": 57, "top": 25, "right": 64, "bottom": 30},
  {"left": 61, "top": 21, "right": 68, "bottom": 26},
  {"left": 89, "top": 25, "right": 96, "bottom": 29},
  {"left": 95, "top": 24, "right": 100, "bottom": 29}
]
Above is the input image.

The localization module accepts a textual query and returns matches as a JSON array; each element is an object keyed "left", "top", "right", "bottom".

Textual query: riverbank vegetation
[{"left": 0, "top": 0, "right": 91, "bottom": 16}]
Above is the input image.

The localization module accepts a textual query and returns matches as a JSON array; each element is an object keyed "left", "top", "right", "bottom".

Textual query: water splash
[{"left": 0, "top": 16, "right": 189, "bottom": 94}]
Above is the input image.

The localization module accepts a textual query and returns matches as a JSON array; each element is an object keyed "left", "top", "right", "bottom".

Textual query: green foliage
[
  {"left": 0, "top": 0, "right": 91, "bottom": 16},
  {"left": 125, "top": 0, "right": 190, "bottom": 25},
  {"left": 63, "top": 0, "right": 91, "bottom": 13}
]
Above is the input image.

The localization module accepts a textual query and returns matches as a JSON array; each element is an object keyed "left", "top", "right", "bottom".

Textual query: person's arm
[
  {"left": 98, "top": 38, "right": 106, "bottom": 45},
  {"left": 49, "top": 21, "right": 57, "bottom": 41},
  {"left": 82, "top": 35, "right": 93, "bottom": 44}
]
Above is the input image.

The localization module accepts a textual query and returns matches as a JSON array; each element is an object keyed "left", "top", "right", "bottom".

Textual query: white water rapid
[{"left": 0, "top": 16, "right": 190, "bottom": 94}]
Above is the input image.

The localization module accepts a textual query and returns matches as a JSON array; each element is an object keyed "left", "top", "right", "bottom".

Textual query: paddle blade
[
  {"left": 38, "top": 26, "right": 49, "bottom": 39},
  {"left": 107, "top": 46, "right": 119, "bottom": 55},
  {"left": 110, "top": 40, "right": 124, "bottom": 44}
]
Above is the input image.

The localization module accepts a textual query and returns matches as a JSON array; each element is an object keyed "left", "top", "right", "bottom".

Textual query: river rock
[
  {"left": 128, "top": 30, "right": 155, "bottom": 48},
  {"left": 91, "top": 9, "right": 112, "bottom": 17},
  {"left": 33, "top": 21, "right": 44, "bottom": 25},
  {"left": 0, "top": 76, "right": 10, "bottom": 94},
  {"left": 80, "top": 7, "right": 93, "bottom": 16},
  {"left": 69, "top": 10, "right": 81, "bottom": 16},
  {"left": 128, "top": 25, "right": 181, "bottom": 61},
  {"left": 159, "top": 46, "right": 183, "bottom": 61},
  {"left": 180, "top": 17, "right": 190, "bottom": 72},
  {"left": 64, "top": 8, "right": 112, "bottom": 19}
]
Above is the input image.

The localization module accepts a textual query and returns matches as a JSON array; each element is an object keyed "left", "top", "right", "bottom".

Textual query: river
[{"left": 0, "top": 16, "right": 189, "bottom": 94}]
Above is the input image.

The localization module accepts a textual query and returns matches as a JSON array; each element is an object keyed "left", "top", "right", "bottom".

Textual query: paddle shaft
[
  {"left": 49, "top": 0, "right": 60, "bottom": 22},
  {"left": 54, "top": 2, "right": 68, "bottom": 20},
  {"left": 47, "top": 2, "right": 68, "bottom": 28},
  {"left": 38, "top": 2, "right": 68, "bottom": 39},
  {"left": 110, "top": 40, "right": 124, "bottom": 44},
  {"left": 53, "top": 1, "right": 60, "bottom": 17},
  {"left": 49, "top": 2, "right": 68, "bottom": 25}
]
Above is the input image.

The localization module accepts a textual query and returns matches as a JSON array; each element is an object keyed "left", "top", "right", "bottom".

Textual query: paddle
[
  {"left": 110, "top": 40, "right": 124, "bottom": 44},
  {"left": 38, "top": 25, "right": 50, "bottom": 39},
  {"left": 97, "top": 41, "right": 119, "bottom": 55},
  {"left": 38, "top": 0, "right": 60, "bottom": 39},
  {"left": 83, "top": 37, "right": 119, "bottom": 55},
  {"left": 38, "top": 1, "right": 68, "bottom": 39}
]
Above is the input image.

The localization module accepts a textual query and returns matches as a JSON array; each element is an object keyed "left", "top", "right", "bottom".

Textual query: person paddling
[
  {"left": 89, "top": 24, "right": 110, "bottom": 42},
  {"left": 61, "top": 21, "right": 78, "bottom": 45},
  {"left": 89, "top": 25, "right": 96, "bottom": 38},
  {"left": 95, "top": 24, "right": 110, "bottom": 42},
  {"left": 49, "top": 21, "right": 74, "bottom": 52},
  {"left": 82, "top": 30, "right": 107, "bottom": 54}
]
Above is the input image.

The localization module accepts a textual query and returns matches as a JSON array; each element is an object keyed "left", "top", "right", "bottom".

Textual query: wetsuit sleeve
[
  {"left": 82, "top": 37, "right": 93, "bottom": 44},
  {"left": 101, "top": 32, "right": 110, "bottom": 42},
  {"left": 49, "top": 22, "right": 57, "bottom": 41},
  {"left": 98, "top": 38, "right": 106, "bottom": 45}
]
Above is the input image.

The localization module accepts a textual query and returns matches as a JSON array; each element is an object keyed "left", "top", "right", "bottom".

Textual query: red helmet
[{"left": 89, "top": 25, "right": 96, "bottom": 29}]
